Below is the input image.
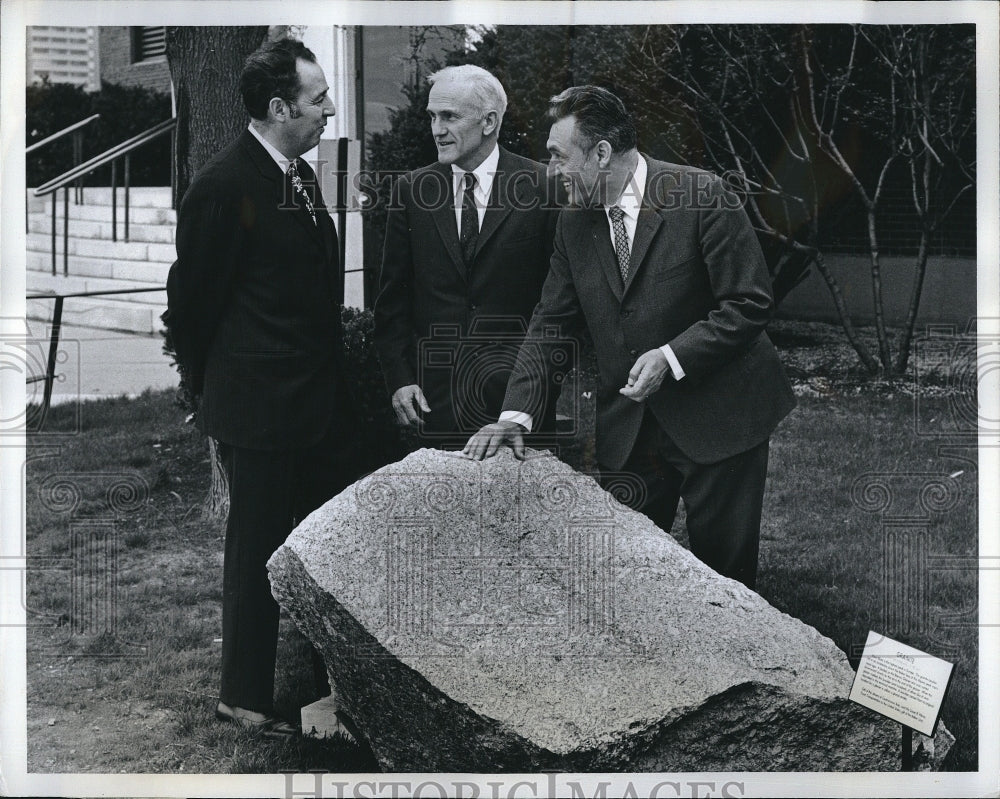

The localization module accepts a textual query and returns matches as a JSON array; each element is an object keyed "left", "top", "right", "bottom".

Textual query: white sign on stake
[{"left": 849, "top": 630, "right": 955, "bottom": 738}]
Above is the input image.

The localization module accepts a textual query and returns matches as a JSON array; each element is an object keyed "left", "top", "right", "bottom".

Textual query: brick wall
[{"left": 99, "top": 27, "right": 171, "bottom": 94}]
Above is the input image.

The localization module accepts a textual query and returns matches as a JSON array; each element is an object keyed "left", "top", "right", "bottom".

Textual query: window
[{"left": 131, "top": 27, "right": 166, "bottom": 62}]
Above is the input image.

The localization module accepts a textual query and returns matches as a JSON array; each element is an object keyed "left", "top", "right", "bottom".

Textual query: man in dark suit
[
  {"left": 464, "top": 86, "right": 796, "bottom": 590},
  {"left": 374, "top": 65, "right": 564, "bottom": 449},
  {"left": 163, "top": 39, "right": 357, "bottom": 736}
]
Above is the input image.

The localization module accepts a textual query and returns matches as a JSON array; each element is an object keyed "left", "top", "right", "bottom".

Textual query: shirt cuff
[
  {"left": 499, "top": 410, "right": 533, "bottom": 433},
  {"left": 659, "top": 344, "right": 686, "bottom": 381}
]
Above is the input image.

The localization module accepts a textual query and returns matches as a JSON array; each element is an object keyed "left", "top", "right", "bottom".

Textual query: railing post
[
  {"left": 63, "top": 188, "right": 69, "bottom": 276},
  {"left": 73, "top": 130, "right": 83, "bottom": 204},
  {"left": 111, "top": 160, "right": 117, "bottom": 242},
  {"left": 124, "top": 154, "right": 131, "bottom": 242},
  {"left": 39, "top": 295, "right": 65, "bottom": 432},
  {"left": 337, "top": 137, "right": 348, "bottom": 276},
  {"left": 51, "top": 194, "right": 57, "bottom": 276}
]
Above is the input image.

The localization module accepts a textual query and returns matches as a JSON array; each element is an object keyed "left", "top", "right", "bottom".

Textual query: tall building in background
[
  {"left": 26, "top": 26, "right": 100, "bottom": 90},
  {"left": 26, "top": 26, "right": 171, "bottom": 94}
]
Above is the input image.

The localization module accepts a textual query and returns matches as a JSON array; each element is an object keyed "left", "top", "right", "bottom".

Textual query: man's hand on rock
[
  {"left": 391, "top": 384, "right": 430, "bottom": 426},
  {"left": 462, "top": 421, "right": 525, "bottom": 461},
  {"left": 620, "top": 349, "right": 669, "bottom": 402}
]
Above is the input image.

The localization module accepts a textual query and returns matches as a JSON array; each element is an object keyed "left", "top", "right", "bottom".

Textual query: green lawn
[{"left": 23, "top": 374, "right": 978, "bottom": 772}]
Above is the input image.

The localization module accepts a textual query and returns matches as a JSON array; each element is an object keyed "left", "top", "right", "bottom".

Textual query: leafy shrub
[
  {"left": 26, "top": 78, "right": 172, "bottom": 187},
  {"left": 163, "top": 305, "right": 414, "bottom": 472},
  {"left": 340, "top": 305, "right": 416, "bottom": 471}
]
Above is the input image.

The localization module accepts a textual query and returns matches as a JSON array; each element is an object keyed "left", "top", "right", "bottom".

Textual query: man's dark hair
[
  {"left": 547, "top": 85, "right": 637, "bottom": 153},
  {"left": 240, "top": 38, "right": 317, "bottom": 121}
]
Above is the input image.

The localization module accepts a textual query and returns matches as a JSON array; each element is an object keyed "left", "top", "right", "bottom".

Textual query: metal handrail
[
  {"left": 26, "top": 113, "right": 101, "bottom": 232},
  {"left": 25, "top": 287, "right": 167, "bottom": 431},
  {"left": 26, "top": 113, "right": 100, "bottom": 155},
  {"left": 30, "top": 117, "right": 177, "bottom": 276},
  {"left": 27, "top": 287, "right": 166, "bottom": 300},
  {"left": 34, "top": 117, "right": 176, "bottom": 197}
]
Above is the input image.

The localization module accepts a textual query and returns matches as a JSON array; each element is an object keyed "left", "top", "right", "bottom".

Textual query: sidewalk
[{"left": 24, "top": 321, "right": 178, "bottom": 406}]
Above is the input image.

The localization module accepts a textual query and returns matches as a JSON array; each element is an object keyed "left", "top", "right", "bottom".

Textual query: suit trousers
[
  {"left": 602, "top": 410, "right": 770, "bottom": 589},
  {"left": 217, "top": 423, "right": 356, "bottom": 713}
]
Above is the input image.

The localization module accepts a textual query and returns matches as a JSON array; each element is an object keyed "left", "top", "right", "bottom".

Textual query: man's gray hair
[{"left": 428, "top": 64, "right": 508, "bottom": 128}]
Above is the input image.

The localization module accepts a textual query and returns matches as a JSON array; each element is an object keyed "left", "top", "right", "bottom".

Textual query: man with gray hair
[{"left": 374, "top": 64, "right": 565, "bottom": 448}]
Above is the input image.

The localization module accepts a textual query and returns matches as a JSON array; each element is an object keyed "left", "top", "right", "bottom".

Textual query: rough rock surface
[{"left": 268, "top": 448, "right": 951, "bottom": 771}]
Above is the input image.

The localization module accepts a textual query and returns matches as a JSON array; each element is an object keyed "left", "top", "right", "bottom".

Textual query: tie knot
[
  {"left": 609, "top": 205, "right": 625, "bottom": 222},
  {"left": 463, "top": 172, "right": 477, "bottom": 191},
  {"left": 287, "top": 159, "right": 299, "bottom": 178}
]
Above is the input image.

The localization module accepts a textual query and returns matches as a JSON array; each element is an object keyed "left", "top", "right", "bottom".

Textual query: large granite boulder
[{"left": 268, "top": 448, "right": 950, "bottom": 771}]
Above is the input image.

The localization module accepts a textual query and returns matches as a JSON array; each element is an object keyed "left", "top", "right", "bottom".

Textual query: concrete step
[
  {"left": 26, "top": 186, "right": 173, "bottom": 211},
  {"left": 27, "top": 250, "right": 171, "bottom": 283},
  {"left": 26, "top": 232, "right": 175, "bottom": 265},
  {"left": 27, "top": 292, "right": 167, "bottom": 336},
  {"left": 27, "top": 215, "right": 175, "bottom": 244},
  {"left": 25, "top": 201, "right": 176, "bottom": 226}
]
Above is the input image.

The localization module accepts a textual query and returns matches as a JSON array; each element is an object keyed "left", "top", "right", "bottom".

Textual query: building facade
[
  {"left": 26, "top": 26, "right": 100, "bottom": 90},
  {"left": 98, "top": 27, "right": 171, "bottom": 93}
]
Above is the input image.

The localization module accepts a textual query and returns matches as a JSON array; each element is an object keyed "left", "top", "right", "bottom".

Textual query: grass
[
  {"left": 761, "top": 395, "right": 978, "bottom": 766},
  {"left": 24, "top": 390, "right": 377, "bottom": 773},
  {"left": 22, "top": 321, "right": 981, "bottom": 773}
]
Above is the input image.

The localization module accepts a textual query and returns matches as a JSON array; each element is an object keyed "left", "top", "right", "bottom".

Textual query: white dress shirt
[
  {"left": 604, "top": 156, "right": 685, "bottom": 383},
  {"left": 499, "top": 155, "right": 686, "bottom": 433},
  {"left": 248, "top": 123, "right": 293, "bottom": 173},
  {"left": 604, "top": 152, "right": 646, "bottom": 264},
  {"left": 451, "top": 144, "right": 499, "bottom": 233}
]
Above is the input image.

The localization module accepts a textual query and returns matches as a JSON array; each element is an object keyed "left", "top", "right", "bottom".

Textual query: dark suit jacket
[
  {"left": 164, "top": 130, "right": 352, "bottom": 451},
  {"left": 504, "top": 157, "right": 797, "bottom": 468},
  {"left": 373, "top": 147, "right": 564, "bottom": 436}
]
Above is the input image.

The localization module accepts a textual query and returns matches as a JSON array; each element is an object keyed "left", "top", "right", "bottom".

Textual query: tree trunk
[
  {"left": 165, "top": 26, "right": 267, "bottom": 521},
  {"left": 205, "top": 437, "right": 231, "bottom": 521},
  {"left": 894, "top": 228, "right": 930, "bottom": 375},
  {"left": 866, "top": 210, "right": 894, "bottom": 379},
  {"left": 166, "top": 26, "right": 268, "bottom": 203},
  {"left": 813, "top": 251, "right": 881, "bottom": 374}
]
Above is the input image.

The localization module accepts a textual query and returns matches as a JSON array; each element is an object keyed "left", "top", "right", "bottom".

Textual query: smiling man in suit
[
  {"left": 164, "top": 38, "right": 359, "bottom": 737},
  {"left": 464, "top": 86, "right": 796, "bottom": 590},
  {"left": 374, "top": 65, "right": 565, "bottom": 449}
]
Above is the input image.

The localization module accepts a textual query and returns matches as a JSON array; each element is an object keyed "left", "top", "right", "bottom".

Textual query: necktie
[
  {"left": 609, "top": 205, "right": 631, "bottom": 281},
  {"left": 460, "top": 172, "right": 478, "bottom": 267},
  {"left": 287, "top": 159, "right": 316, "bottom": 226}
]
